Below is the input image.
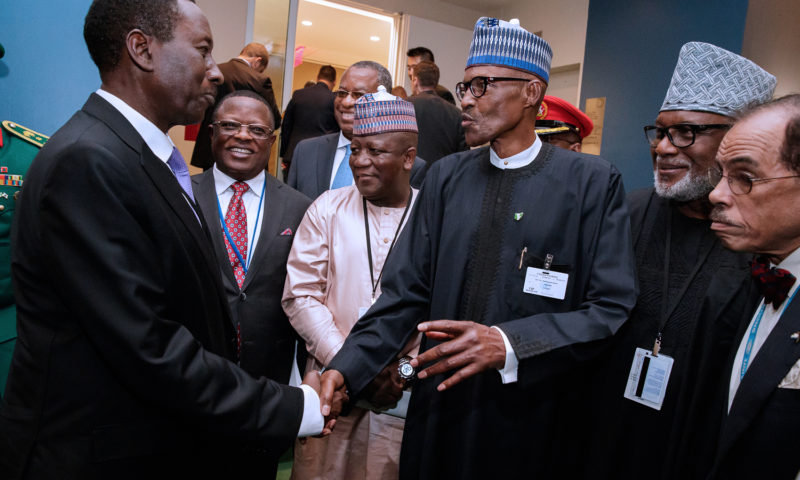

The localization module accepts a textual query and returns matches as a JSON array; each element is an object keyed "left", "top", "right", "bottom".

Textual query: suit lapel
[
  {"left": 192, "top": 170, "right": 238, "bottom": 291},
  {"left": 241, "top": 175, "right": 283, "bottom": 290},
  {"left": 719, "top": 295, "right": 800, "bottom": 457},
  {"left": 84, "top": 94, "right": 220, "bottom": 284},
  {"left": 316, "top": 134, "right": 339, "bottom": 196}
]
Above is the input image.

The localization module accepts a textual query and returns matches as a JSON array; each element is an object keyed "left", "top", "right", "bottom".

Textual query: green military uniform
[{"left": 0, "top": 120, "right": 46, "bottom": 397}]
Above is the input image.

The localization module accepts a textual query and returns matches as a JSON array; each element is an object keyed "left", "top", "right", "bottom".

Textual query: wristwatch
[{"left": 398, "top": 355, "right": 416, "bottom": 381}]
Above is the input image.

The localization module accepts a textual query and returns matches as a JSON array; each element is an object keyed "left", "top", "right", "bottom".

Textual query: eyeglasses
[
  {"left": 707, "top": 165, "right": 800, "bottom": 195},
  {"left": 455, "top": 76, "right": 531, "bottom": 101},
  {"left": 212, "top": 120, "right": 273, "bottom": 139},
  {"left": 335, "top": 89, "right": 367, "bottom": 101},
  {"left": 643, "top": 123, "right": 731, "bottom": 148}
]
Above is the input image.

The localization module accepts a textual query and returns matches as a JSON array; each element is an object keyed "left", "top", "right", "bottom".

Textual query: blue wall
[
  {"left": 1, "top": 0, "right": 97, "bottom": 136},
  {"left": 580, "top": 0, "right": 749, "bottom": 191}
]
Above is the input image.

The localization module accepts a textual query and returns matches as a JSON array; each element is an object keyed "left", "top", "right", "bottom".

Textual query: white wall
[
  {"left": 742, "top": 0, "right": 800, "bottom": 97},
  {"left": 498, "top": 0, "right": 589, "bottom": 69},
  {"left": 404, "top": 15, "right": 475, "bottom": 95},
  {"left": 198, "top": 0, "right": 250, "bottom": 61},
  {"left": 359, "top": 0, "right": 492, "bottom": 30}
]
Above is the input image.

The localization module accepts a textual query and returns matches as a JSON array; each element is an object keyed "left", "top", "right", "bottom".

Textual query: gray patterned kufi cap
[{"left": 661, "top": 42, "right": 776, "bottom": 116}]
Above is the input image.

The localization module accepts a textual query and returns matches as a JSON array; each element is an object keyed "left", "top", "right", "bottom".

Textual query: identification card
[
  {"left": 523, "top": 267, "right": 568, "bottom": 300},
  {"left": 623, "top": 347, "right": 674, "bottom": 410},
  {"left": 358, "top": 306, "right": 369, "bottom": 319}
]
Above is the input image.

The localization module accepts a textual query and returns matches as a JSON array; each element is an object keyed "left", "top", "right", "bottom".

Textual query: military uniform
[{"left": 0, "top": 120, "right": 46, "bottom": 397}]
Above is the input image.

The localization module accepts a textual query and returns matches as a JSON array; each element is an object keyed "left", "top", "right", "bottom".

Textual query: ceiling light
[
  {"left": 301, "top": 20, "right": 312, "bottom": 26},
  {"left": 370, "top": 36, "right": 380, "bottom": 42}
]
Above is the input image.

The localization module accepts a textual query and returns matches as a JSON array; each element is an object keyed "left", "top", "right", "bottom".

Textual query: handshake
[
  {"left": 300, "top": 358, "right": 407, "bottom": 437},
  {"left": 299, "top": 320, "right": 508, "bottom": 437}
]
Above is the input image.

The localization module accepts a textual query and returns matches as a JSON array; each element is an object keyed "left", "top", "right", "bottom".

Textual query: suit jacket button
[{"left": 240, "top": 292, "right": 247, "bottom": 301}]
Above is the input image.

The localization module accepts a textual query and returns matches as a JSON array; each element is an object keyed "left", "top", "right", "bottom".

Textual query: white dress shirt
[
  {"left": 328, "top": 132, "right": 352, "bottom": 188},
  {"left": 96, "top": 89, "right": 175, "bottom": 162},
  {"left": 487, "top": 134, "right": 543, "bottom": 383},
  {"left": 211, "top": 165, "right": 266, "bottom": 266},
  {"left": 98, "top": 89, "right": 324, "bottom": 435},
  {"left": 729, "top": 247, "right": 800, "bottom": 411}
]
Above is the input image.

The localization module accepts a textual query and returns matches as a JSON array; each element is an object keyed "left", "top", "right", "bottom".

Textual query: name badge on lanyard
[{"left": 624, "top": 347, "right": 674, "bottom": 410}]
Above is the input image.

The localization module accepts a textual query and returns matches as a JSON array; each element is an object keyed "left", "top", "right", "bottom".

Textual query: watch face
[{"left": 400, "top": 363, "right": 415, "bottom": 378}]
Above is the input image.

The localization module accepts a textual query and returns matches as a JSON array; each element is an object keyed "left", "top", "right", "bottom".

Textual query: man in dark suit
[
  {"left": 288, "top": 60, "right": 426, "bottom": 200},
  {"left": 408, "top": 61, "right": 467, "bottom": 165},
  {"left": 706, "top": 94, "right": 800, "bottom": 479},
  {"left": 0, "top": 1, "right": 326, "bottom": 478},
  {"left": 191, "top": 42, "right": 280, "bottom": 170},
  {"left": 406, "top": 46, "right": 455, "bottom": 105},
  {"left": 280, "top": 65, "right": 339, "bottom": 176},
  {"left": 192, "top": 89, "right": 311, "bottom": 479}
]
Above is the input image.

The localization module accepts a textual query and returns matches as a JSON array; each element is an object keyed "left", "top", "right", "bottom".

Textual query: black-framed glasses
[
  {"left": 212, "top": 120, "right": 273, "bottom": 139},
  {"left": 335, "top": 89, "right": 367, "bottom": 101},
  {"left": 707, "top": 165, "right": 800, "bottom": 195},
  {"left": 643, "top": 123, "right": 731, "bottom": 148},
  {"left": 455, "top": 76, "right": 531, "bottom": 101}
]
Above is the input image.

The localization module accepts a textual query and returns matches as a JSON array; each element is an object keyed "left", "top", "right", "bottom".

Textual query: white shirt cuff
[
  {"left": 297, "top": 384, "right": 325, "bottom": 437},
  {"left": 492, "top": 326, "right": 518, "bottom": 384}
]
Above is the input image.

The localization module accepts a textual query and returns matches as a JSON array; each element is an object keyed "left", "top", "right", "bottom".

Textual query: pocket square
[
  {"left": 280, "top": 228, "right": 293, "bottom": 236},
  {"left": 778, "top": 358, "right": 800, "bottom": 389}
]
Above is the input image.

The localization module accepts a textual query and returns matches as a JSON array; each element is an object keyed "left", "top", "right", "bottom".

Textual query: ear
[
  {"left": 126, "top": 29, "right": 155, "bottom": 72},
  {"left": 403, "top": 146, "right": 416, "bottom": 171},
  {"left": 569, "top": 142, "right": 582, "bottom": 153},
  {"left": 524, "top": 79, "right": 547, "bottom": 109}
]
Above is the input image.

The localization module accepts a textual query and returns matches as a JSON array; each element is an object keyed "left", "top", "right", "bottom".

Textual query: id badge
[
  {"left": 523, "top": 267, "right": 568, "bottom": 300},
  {"left": 358, "top": 306, "right": 369, "bottom": 319},
  {"left": 623, "top": 347, "right": 674, "bottom": 410}
]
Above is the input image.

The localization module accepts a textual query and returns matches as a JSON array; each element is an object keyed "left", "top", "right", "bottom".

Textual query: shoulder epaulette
[{"left": 2, "top": 120, "right": 49, "bottom": 148}]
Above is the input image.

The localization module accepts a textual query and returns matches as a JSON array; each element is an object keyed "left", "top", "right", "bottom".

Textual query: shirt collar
[
  {"left": 775, "top": 246, "right": 800, "bottom": 277},
  {"left": 212, "top": 163, "right": 266, "bottom": 197},
  {"left": 337, "top": 131, "right": 351, "bottom": 149},
  {"left": 95, "top": 89, "right": 175, "bottom": 162},
  {"left": 233, "top": 57, "right": 251, "bottom": 68},
  {"left": 489, "top": 135, "right": 542, "bottom": 170}
]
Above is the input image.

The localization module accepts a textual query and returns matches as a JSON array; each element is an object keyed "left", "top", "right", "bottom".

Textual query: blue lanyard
[
  {"left": 216, "top": 177, "right": 267, "bottom": 274},
  {"left": 740, "top": 285, "right": 799, "bottom": 379}
]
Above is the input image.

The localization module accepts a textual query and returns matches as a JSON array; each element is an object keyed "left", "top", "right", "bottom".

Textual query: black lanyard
[
  {"left": 363, "top": 187, "right": 413, "bottom": 303},
  {"left": 654, "top": 208, "right": 718, "bottom": 353}
]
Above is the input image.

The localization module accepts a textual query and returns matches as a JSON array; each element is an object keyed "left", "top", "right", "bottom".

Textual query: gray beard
[{"left": 653, "top": 169, "right": 713, "bottom": 202}]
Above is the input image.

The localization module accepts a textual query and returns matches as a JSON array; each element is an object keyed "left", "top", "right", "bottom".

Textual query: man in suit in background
[
  {"left": 0, "top": 1, "right": 326, "bottom": 478},
  {"left": 706, "top": 94, "right": 800, "bottom": 479},
  {"left": 192, "top": 90, "right": 311, "bottom": 478},
  {"left": 280, "top": 64, "right": 339, "bottom": 176},
  {"left": 191, "top": 42, "right": 280, "bottom": 170},
  {"left": 406, "top": 46, "right": 455, "bottom": 105},
  {"left": 288, "top": 60, "right": 426, "bottom": 200},
  {"left": 408, "top": 60, "right": 467, "bottom": 165}
]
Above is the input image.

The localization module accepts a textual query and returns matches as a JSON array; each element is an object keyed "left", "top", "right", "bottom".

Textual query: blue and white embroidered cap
[
  {"left": 353, "top": 86, "right": 418, "bottom": 136},
  {"left": 466, "top": 17, "right": 553, "bottom": 83},
  {"left": 661, "top": 42, "right": 776, "bottom": 116}
]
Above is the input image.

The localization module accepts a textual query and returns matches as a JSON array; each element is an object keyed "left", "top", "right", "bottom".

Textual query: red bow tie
[{"left": 750, "top": 256, "right": 797, "bottom": 309}]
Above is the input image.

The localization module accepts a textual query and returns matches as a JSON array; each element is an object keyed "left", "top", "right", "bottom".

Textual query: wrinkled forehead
[{"left": 716, "top": 115, "right": 784, "bottom": 168}]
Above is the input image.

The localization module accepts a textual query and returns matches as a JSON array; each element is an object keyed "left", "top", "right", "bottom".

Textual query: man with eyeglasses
[
  {"left": 288, "top": 61, "right": 426, "bottom": 200},
  {"left": 702, "top": 94, "right": 800, "bottom": 478},
  {"left": 190, "top": 90, "right": 312, "bottom": 478},
  {"left": 191, "top": 42, "right": 281, "bottom": 171},
  {"left": 578, "top": 42, "right": 776, "bottom": 480},
  {"left": 318, "top": 18, "right": 637, "bottom": 478}
]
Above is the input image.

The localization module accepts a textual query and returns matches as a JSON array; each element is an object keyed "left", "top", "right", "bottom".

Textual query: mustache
[
  {"left": 709, "top": 206, "right": 733, "bottom": 224},
  {"left": 655, "top": 155, "right": 690, "bottom": 168}
]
